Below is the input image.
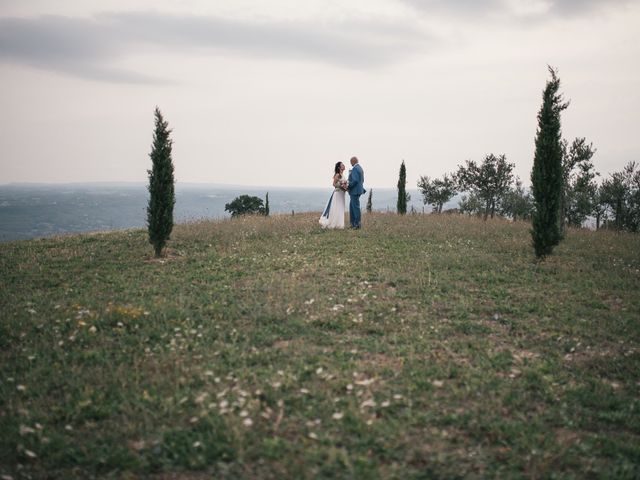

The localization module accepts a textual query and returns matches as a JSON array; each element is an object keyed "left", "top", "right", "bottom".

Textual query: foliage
[
  {"left": 500, "top": 178, "right": 533, "bottom": 221},
  {"left": 265, "top": 192, "right": 270, "bottom": 217},
  {"left": 417, "top": 173, "right": 457, "bottom": 213},
  {"left": 593, "top": 184, "right": 609, "bottom": 230},
  {"left": 566, "top": 162, "right": 599, "bottom": 228},
  {"left": 531, "top": 66, "right": 568, "bottom": 258},
  {"left": 224, "top": 195, "right": 265, "bottom": 217},
  {"left": 397, "top": 160, "right": 408, "bottom": 215},
  {"left": 458, "top": 192, "right": 483, "bottom": 216},
  {"left": 600, "top": 161, "right": 640, "bottom": 232},
  {"left": 366, "top": 189, "right": 372, "bottom": 213},
  {"left": 1, "top": 213, "right": 639, "bottom": 479},
  {"left": 455, "top": 154, "right": 515, "bottom": 220},
  {"left": 146, "top": 107, "right": 175, "bottom": 258},
  {"left": 561, "top": 138, "right": 598, "bottom": 230}
]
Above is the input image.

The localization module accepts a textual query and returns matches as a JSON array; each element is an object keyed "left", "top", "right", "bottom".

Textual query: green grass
[{"left": 1, "top": 212, "right": 639, "bottom": 479}]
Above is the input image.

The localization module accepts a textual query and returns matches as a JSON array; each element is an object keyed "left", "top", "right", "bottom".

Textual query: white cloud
[{"left": 0, "top": 11, "right": 434, "bottom": 83}]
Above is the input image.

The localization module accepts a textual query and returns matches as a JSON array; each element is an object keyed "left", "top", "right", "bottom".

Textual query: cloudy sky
[{"left": 1, "top": 0, "right": 639, "bottom": 188}]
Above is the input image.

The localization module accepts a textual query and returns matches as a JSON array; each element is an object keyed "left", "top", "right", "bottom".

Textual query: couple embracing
[{"left": 319, "top": 156, "right": 366, "bottom": 230}]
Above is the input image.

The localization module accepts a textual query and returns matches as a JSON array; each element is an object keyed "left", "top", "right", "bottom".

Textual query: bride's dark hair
[{"left": 334, "top": 162, "right": 342, "bottom": 175}]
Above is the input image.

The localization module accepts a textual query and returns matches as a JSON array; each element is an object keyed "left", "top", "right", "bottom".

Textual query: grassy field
[{"left": 1, "top": 212, "right": 639, "bottom": 479}]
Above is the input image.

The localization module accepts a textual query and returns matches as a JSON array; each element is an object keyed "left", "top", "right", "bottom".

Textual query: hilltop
[{"left": 1, "top": 213, "right": 639, "bottom": 479}]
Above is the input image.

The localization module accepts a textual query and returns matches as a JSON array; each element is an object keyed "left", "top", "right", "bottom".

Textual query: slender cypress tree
[
  {"left": 397, "top": 160, "right": 407, "bottom": 215},
  {"left": 366, "top": 188, "right": 373, "bottom": 213},
  {"left": 147, "top": 107, "right": 175, "bottom": 258},
  {"left": 531, "top": 67, "right": 568, "bottom": 258},
  {"left": 265, "top": 192, "right": 270, "bottom": 216}
]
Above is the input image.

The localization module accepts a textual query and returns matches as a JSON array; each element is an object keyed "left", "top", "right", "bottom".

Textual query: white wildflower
[
  {"left": 19, "top": 425, "right": 36, "bottom": 435},
  {"left": 360, "top": 399, "right": 376, "bottom": 409},
  {"left": 355, "top": 378, "right": 375, "bottom": 387}
]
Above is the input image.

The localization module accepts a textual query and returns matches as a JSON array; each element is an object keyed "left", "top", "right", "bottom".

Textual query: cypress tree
[
  {"left": 366, "top": 188, "right": 373, "bottom": 213},
  {"left": 147, "top": 107, "right": 175, "bottom": 258},
  {"left": 265, "top": 192, "right": 270, "bottom": 216},
  {"left": 397, "top": 160, "right": 407, "bottom": 215},
  {"left": 531, "top": 67, "right": 568, "bottom": 258}
]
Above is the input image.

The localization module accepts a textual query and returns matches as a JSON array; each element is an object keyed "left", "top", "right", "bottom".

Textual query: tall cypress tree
[
  {"left": 265, "top": 192, "right": 270, "bottom": 216},
  {"left": 397, "top": 160, "right": 407, "bottom": 215},
  {"left": 147, "top": 107, "right": 175, "bottom": 258},
  {"left": 531, "top": 67, "right": 568, "bottom": 258},
  {"left": 366, "top": 188, "right": 373, "bottom": 213}
]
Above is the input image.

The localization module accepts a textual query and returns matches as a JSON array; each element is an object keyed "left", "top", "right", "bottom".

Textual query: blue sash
[{"left": 322, "top": 191, "right": 335, "bottom": 218}]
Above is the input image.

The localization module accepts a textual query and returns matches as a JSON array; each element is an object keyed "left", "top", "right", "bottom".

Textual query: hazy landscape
[{"left": 0, "top": 184, "right": 430, "bottom": 242}]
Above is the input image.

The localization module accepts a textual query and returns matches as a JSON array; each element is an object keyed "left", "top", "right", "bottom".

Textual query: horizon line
[{"left": 0, "top": 181, "right": 406, "bottom": 191}]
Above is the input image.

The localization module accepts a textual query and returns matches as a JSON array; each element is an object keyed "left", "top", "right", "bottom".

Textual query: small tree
[
  {"left": 600, "top": 161, "right": 640, "bottom": 232},
  {"left": 500, "top": 178, "right": 533, "bottom": 221},
  {"left": 264, "top": 192, "right": 270, "bottom": 216},
  {"left": 225, "top": 195, "right": 265, "bottom": 217},
  {"left": 366, "top": 189, "right": 373, "bottom": 213},
  {"left": 458, "top": 193, "right": 483, "bottom": 216},
  {"left": 565, "top": 159, "right": 599, "bottom": 228},
  {"left": 592, "top": 185, "right": 608, "bottom": 230},
  {"left": 531, "top": 66, "right": 568, "bottom": 258},
  {"left": 561, "top": 137, "right": 596, "bottom": 231},
  {"left": 397, "top": 160, "right": 408, "bottom": 215},
  {"left": 147, "top": 107, "right": 175, "bottom": 258},
  {"left": 417, "top": 173, "right": 457, "bottom": 213},
  {"left": 455, "top": 154, "right": 514, "bottom": 220}
]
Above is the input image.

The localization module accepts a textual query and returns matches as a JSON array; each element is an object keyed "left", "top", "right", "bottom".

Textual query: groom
[{"left": 347, "top": 156, "right": 366, "bottom": 229}]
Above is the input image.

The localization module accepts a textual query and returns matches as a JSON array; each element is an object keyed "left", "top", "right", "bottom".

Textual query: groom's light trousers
[{"left": 349, "top": 194, "right": 361, "bottom": 228}]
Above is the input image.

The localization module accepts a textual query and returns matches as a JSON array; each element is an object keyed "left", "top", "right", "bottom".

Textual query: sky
[{"left": 1, "top": 0, "right": 639, "bottom": 189}]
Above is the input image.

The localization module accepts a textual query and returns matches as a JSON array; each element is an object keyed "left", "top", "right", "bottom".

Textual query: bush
[{"left": 225, "top": 195, "right": 266, "bottom": 217}]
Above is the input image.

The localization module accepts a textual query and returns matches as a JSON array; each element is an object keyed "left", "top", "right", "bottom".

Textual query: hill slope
[{"left": 1, "top": 213, "right": 639, "bottom": 478}]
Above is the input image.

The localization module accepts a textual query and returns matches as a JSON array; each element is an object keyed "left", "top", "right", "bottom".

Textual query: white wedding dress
[{"left": 319, "top": 175, "right": 346, "bottom": 229}]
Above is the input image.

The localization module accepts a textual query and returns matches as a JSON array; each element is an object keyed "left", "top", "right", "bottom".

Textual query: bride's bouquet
[{"left": 338, "top": 179, "right": 348, "bottom": 191}]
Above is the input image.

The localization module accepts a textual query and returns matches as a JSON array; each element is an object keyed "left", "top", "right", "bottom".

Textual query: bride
[{"left": 319, "top": 161, "right": 347, "bottom": 229}]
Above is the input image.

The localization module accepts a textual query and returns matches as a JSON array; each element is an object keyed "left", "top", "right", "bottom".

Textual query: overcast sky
[{"left": 1, "top": 0, "right": 639, "bottom": 188}]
